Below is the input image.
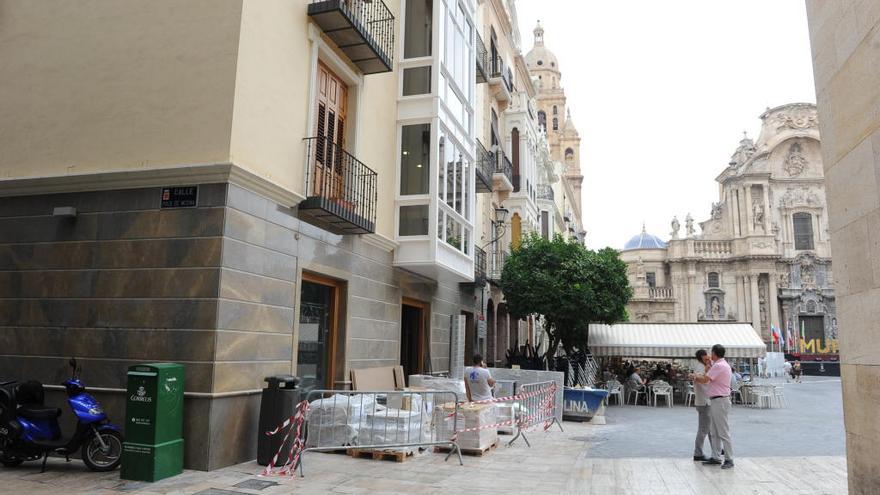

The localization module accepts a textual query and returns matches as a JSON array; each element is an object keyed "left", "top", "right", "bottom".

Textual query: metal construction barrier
[
  {"left": 263, "top": 389, "right": 463, "bottom": 477},
  {"left": 508, "top": 380, "right": 563, "bottom": 447}
]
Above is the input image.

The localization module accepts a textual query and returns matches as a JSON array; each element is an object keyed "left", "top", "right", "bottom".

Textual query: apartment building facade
[{"left": 0, "top": 0, "right": 583, "bottom": 469}]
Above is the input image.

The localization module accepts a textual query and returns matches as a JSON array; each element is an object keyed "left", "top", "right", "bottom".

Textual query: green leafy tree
[{"left": 500, "top": 234, "right": 632, "bottom": 360}]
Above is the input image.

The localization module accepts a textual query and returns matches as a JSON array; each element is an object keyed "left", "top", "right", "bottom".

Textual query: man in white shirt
[
  {"left": 464, "top": 354, "right": 495, "bottom": 402},
  {"left": 690, "top": 349, "right": 714, "bottom": 461}
]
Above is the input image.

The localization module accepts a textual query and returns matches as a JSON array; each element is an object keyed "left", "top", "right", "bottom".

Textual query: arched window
[
  {"left": 708, "top": 272, "right": 720, "bottom": 288},
  {"left": 565, "top": 148, "right": 574, "bottom": 162},
  {"left": 537, "top": 111, "right": 546, "bottom": 130},
  {"left": 793, "top": 213, "right": 814, "bottom": 250},
  {"left": 552, "top": 105, "right": 558, "bottom": 115},
  {"left": 552, "top": 118, "right": 558, "bottom": 131}
]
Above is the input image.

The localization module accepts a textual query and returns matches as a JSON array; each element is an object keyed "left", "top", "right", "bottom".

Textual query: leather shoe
[
  {"left": 693, "top": 455, "right": 709, "bottom": 462},
  {"left": 721, "top": 461, "right": 735, "bottom": 469},
  {"left": 702, "top": 458, "right": 722, "bottom": 465}
]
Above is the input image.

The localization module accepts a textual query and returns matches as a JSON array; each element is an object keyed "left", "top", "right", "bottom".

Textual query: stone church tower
[{"left": 525, "top": 22, "right": 584, "bottom": 228}]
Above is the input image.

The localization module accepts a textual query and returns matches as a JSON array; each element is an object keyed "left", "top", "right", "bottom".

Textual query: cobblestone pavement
[{"left": 0, "top": 376, "right": 847, "bottom": 494}]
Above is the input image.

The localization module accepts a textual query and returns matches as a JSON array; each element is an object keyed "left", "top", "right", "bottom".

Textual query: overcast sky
[{"left": 515, "top": 0, "right": 817, "bottom": 250}]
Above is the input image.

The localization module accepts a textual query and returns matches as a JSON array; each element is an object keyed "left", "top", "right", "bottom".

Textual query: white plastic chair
[
  {"left": 652, "top": 383, "right": 673, "bottom": 408},
  {"left": 628, "top": 384, "right": 645, "bottom": 405},
  {"left": 606, "top": 380, "right": 623, "bottom": 406},
  {"left": 750, "top": 386, "right": 773, "bottom": 409},
  {"left": 773, "top": 384, "right": 786, "bottom": 408},
  {"left": 684, "top": 384, "right": 695, "bottom": 407}
]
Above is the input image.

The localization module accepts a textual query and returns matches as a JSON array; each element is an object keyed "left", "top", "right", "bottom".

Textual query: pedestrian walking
[
  {"left": 689, "top": 349, "right": 714, "bottom": 461},
  {"left": 694, "top": 344, "right": 734, "bottom": 469}
]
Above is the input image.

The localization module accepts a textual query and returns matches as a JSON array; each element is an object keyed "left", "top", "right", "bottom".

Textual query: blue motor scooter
[{"left": 0, "top": 358, "right": 123, "bottom": 472}]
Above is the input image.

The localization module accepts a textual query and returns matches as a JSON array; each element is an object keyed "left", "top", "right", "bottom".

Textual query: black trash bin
[{"left": 257, "top": 375, "right": 301, "bottom": 466}]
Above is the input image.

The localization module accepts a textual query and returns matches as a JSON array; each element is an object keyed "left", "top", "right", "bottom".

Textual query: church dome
[
  {"left": 525, "top": 22, "right": 560, "bottom": 73},
  {"left": 623, "top": 227, "right": 667, "bottom": 250}
]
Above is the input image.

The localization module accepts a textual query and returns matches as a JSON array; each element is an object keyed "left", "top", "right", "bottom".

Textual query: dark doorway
[
  {"left": 486, "top": 300, "right": 495, "bottom": 365},
  {"left": 297, "top": 273, "right": 343, "bottom": 393},
  {"left": 401, "top": 298, "right": 428, "bottom": 382},
  {"left": 801, "top": 315, "right": 825, "bottom": 348},
  {"left": 462, "top": 311, "right": 475, "bottom": 365}
]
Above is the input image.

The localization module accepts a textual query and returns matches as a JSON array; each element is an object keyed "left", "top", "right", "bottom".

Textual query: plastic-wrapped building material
[
  {"left": 305, "top": 394, "right": 379, "bottom": 448},
  {"left": 359, "top": 408, "right": 426, "bottom": 453},
  {"left": 435, "top": 402, "right": 498, "bottom": 451},
  {"left": 494, "top": 403, "right": 516, "bottom": 434},
  {"left": 408, "top": 375, "right": 466, "bottom": 399}
]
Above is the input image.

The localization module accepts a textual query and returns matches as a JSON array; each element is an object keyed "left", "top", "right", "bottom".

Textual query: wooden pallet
[
  {"left": 346, "top": 448, "right": 414, "bottom": 463},
  {"left": 434, "top": 439, "right": 499, "bottom": 457}
]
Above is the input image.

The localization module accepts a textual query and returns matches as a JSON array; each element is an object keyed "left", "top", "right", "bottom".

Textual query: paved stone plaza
[{"left": 0, "top": 377, "right": 846, "bottom": 494}]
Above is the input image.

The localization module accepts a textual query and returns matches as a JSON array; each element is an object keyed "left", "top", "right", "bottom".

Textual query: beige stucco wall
[
  {"left": 807, "top": 2, "right": 880, "bottom": 493},
  {"left": 229, "top": 0, "right": 400, "bottom": 239},
  {"left": 0, "top": 0, "right": 243, "bottom": 178}
]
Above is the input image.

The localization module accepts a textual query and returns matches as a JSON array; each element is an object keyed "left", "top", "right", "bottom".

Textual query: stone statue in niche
[
  {"left": 671, "top": 216, "right": 680, "bottom": 239},
  {"left": 711, "top": 297, "right": 721, "bottom": 320},
  {"left": 783, "top": 142, "right": 808, "bottom": 177},
  {"left": 778, "top": 272, "right": 790, "bottom": 288},
  {"left": 685, "top": 213, "right": 695, "bottom": 238},
  {"left": 753, "top": 202, "right": 765, "bottom": 231}
]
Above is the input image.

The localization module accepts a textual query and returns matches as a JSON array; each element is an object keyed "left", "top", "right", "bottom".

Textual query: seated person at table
[
  {"left": 650, "top": 364, "right": 668, "bottom": 382},
  {"left": 628, "top": 367, "right": 646, "bottom": 390},
  {"left": 666, "top": 364, "right": 677, "bottom": 382}
]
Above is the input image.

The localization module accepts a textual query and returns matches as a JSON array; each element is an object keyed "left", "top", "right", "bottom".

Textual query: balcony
[
  {"left": 487, "top": 249, "right": 508, "bottom": 283},
  {"left": 493, "top": 149, "right": 514, "bottom": 192},
  {"left": 475, "top": 32, "right": 488, "bottom": 84},
  {"left": 462, "top": 246, "right": 487, "bottom": 287},
  {"left": 475, "top": 140, "right": 494, "bottom": 193},
  {"left": 298, "top": 136, "right": 378, "bottom": 235},
  {"left": 537, "top": 184, "right": 554, "bottom": 201},
  {"left": 307, "top": 0, "right": 394, "bottom": 75},
  {"left": 488, "top": 55, "right": 513, "bottom": 101},
  {"left": 694, "top": 240, "right": 733, "bottom": 258}
]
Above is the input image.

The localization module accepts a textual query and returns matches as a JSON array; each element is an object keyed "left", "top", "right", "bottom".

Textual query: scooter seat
[{"left": 17, "top": 404, "right": 61, "bottom": 420}]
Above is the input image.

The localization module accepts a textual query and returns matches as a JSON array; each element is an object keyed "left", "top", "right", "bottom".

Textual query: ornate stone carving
[
  {"left": 783, "top": 142, "right": 809, "bottom": 177},
  {"left": 780, "top": 187, "right": 821, "bottom": 208},
  {"left": 752, "top": 241, "right": 773, "bottom": 249},
  {"left": 685, "top": 213, "right": 695, "bottom": 238},
  {"left": 711, "top": 296, "right": 722, "bottom": 320},
  {"left": 711, "top": 202, "right": 723, "bottom": 220},
  {"left": 774, "top": 110, "right": 818, "bottom": 131},
  {"left": 801, "top": 259, "right": 816, "bottom": 289},
  {"left": 758, "top": 276, "right": 769, "bottom": 331},
  {"left": 671, "top": 216, "right": 680, "bottom": 239},
  {"left": 778, "top": 272, "right": 790, "bottom": 288}
]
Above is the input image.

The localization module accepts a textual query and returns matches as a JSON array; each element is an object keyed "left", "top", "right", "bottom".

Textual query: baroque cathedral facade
[{"left": 620, "top": 103, "right": 837, "bottom": 352}]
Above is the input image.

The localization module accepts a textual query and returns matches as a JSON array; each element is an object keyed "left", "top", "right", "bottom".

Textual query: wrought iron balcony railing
[
  {"left": 299, "top": 136, "right": 378, "bottom": 235},
  {"left": 490, "top": 55, "right": 514, "bottom": 93},
  {"left": 475, "top": 140, "right": 494, "bottom": 193},
  {"left": 307, "top": 0, "right": 394, "bottom": 75},
  {"left": 537, "top": 184, "right": 554, "bottom": 201},
  {"left": 476, "top": 32, "right": 489, "bottom": 84},
  {"left": 487, "top": 249, "right": 508, "bottom": 282},
  {"left": 495, "top": 149, "right": 513, "bottom": 184},
  {"left": 474, "top": 246, "right": 487, "bottom": 285}
]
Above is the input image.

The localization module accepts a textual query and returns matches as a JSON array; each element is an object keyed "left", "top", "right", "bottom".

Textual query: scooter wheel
[{"left": 81, "top": 430, "right": 123, "bottom": 472}]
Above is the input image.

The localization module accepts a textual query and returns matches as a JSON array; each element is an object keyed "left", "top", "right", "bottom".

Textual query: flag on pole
[{"left": 776, "top": 324, "right": 785, "bottom": 347}]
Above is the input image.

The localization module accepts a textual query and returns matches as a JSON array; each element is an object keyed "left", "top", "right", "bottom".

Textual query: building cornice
[{"left": 0, "top": 163, "right": 307, "bottom": 207}]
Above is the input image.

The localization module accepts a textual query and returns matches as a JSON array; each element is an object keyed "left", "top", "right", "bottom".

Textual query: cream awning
[{"left": 588, "top": 323, "right": 767, "bottom": 359}]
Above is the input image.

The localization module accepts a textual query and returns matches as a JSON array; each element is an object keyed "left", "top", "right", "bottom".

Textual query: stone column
[
  {"left": 687, "top": 273, "right": 695, "bottom": 321},
  {"left": 744, "top": 184, "right": 754, "bottom": 235},
  {"left": 749, "top": 274, "right": 762, "bottom": 339},
  {"left": 762, "top": 185, "right": 772, "bottom": 234},
  {"left": 735, "top": 274, "right": 744, "bottom": 322},
  {"left": 769, "top": 273, "right": 781, "bottom": 338},
  {"left": 807, "top": 4, "right": 880, "bottom": 490}
]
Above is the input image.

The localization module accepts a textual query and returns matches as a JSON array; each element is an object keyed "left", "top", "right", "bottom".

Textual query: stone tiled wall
[
  {"left": 0, "top": 181, "right": 470, "bottom": 470},
  {"left": 807, "top": 2, "right": 880, "bottom": 493}
]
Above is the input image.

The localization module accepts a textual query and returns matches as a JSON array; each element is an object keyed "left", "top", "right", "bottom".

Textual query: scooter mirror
[{"left": 69, "top": 357, "right": 77, "bottom": 375}]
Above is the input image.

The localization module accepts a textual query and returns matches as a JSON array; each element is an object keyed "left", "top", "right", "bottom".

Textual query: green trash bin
[{"left": 120, "top": 363, "right": 184, "bottom": 482}]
